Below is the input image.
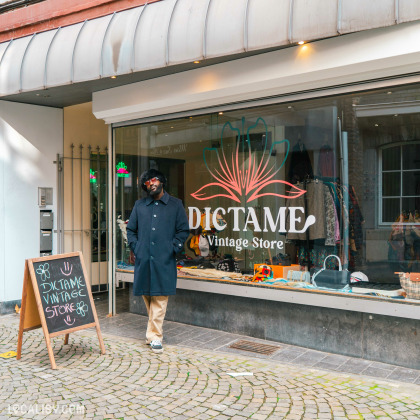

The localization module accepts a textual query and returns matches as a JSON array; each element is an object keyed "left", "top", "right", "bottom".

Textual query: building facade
[{"left": 1, "top": 0, "right": 420, "bottom": 368}]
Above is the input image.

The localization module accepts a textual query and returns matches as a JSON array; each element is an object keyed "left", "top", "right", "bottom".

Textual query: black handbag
[{"left": 311, "top": 255, "right": 351, "bottom": 290}]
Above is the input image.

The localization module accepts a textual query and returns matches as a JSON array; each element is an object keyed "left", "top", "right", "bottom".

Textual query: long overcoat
[{"left": 126, "top": 192, "right": 190, "bottom": 296}]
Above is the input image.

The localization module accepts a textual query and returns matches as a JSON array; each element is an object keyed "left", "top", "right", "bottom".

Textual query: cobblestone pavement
[
  {"left": 1, "top": 314, "right": 420, "bottom": 419},
  {"left": 95, "top": 291, "right": 420, "bottom": 386}
]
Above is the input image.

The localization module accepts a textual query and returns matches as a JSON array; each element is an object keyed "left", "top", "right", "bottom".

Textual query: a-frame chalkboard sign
[{"left": 17, "top": 252, "right": 105, "bottom": 369}]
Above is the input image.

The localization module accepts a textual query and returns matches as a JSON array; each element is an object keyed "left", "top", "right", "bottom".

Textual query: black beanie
[{"left": 140, "top": 169, "right": 167, "bottom": 192}]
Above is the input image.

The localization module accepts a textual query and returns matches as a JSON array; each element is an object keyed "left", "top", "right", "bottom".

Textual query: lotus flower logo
[{"left": 191, "top": 118, "right": 306, "bottom": 203}]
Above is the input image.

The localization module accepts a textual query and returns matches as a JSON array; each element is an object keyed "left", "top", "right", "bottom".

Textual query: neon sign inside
[
  {"left": 89, "top": 169, "right": 97, "bottom": 183},
  {"left": 116, "top": 162, "right": 129, "bottom": 178}
]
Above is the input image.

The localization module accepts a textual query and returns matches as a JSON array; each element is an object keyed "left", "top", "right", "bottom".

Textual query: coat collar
[{"left": 146, "top": 191, "right": 169, "bottom": 206}]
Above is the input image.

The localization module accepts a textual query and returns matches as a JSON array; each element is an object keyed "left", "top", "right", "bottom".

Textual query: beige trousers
[{"left": 142, "top": 295, "right": 169, "bottom": 343}]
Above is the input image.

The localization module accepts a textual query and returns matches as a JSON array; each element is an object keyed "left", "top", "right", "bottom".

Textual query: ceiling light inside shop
[
  {"left": 374, "top": 124, "right": 379, "bottom": 127},
  {"left": 218, "top": 112, "right": 223, "bottom": 115},
  {"left": 110, "top": 76, "right": 117, "bottom": 79},
  {"left": 298, "top": 41, "right": 305, "bottom": 45},
  {"left": 193, "top": 61, "right": 200, "bottom": 64},
  {"left": 387, "top": 91, "right": 392, "bottom": 94}
]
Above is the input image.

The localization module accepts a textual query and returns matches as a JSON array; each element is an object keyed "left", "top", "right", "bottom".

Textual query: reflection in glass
[
  {"left": 382, "top": 172, "right": 400, "bottom": 196},
  {"left": 402, "top": 143, "right": 420, "bottom": 170},
  {"left": 382, "top": 198, "right": 401, "bottom": 223},
  {"left": 383, "top": 146, "right": 400, "bottom": 171},
  {"left": 402, "top": 171, "right": 420, "bottom": 196}
]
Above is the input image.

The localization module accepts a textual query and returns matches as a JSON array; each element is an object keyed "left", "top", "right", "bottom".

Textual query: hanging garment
[
  {"left": 334, "top": 203, "right": 340, "bottom": 243},
  {"left": 198, "top": 234, "right": 210, "bottom": 257},
  {"left": 190, "top": 235, "right": 201, "bottom": 256},
  {"left": 288, "top": 142, "right": 313, "bottom": 183},
  {"left": 348, "top": 185, "right": 364, "bottom": 250},
  {"left": 324, "top": 184, "right": 336, "bottom": 246},
  {"left": 297, "top": 244, "right": 338, "bottom": 269},
  {"left": 318, "top": 145, "right": 336, "bottom": 177},
  {"left": 287, "top": 181, "right": 326, "bottom": 241}
]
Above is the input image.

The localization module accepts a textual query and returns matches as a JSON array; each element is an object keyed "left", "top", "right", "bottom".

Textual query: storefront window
[
  {"left": 380, "top": 143, "right": 420, "bottom": 224},
  {"left": 115, "top": 86, "right": 420, "bottom": 304}
]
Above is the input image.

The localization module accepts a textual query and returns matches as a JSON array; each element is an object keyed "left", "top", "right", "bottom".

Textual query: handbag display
[
  {"left": 399, "top": 273, "right": 420, "bottom": 300},
  {"left": 311, "top": 255, "right": 350, "bottom": 290},
  {"left": 286, "top": 270, "right": 311, "bottom": 283}
]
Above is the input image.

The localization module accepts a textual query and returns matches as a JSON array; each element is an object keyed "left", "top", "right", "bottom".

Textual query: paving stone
[{"left": 0, "top": 313, "right": 419, "bottom": 420}]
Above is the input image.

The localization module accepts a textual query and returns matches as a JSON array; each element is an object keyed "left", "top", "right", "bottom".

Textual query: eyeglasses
[{"left": 144, "top": 177, "right": 159, "bottom": 187}]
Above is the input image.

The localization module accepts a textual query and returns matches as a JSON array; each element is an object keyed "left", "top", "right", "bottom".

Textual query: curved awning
[{"left": 1, "top": 0, "right": 420, "bottom": 98}]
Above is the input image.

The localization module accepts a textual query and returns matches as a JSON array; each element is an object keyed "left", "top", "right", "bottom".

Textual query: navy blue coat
[{"left": 126, "top": 192, "right": 190, "bottom": 296}]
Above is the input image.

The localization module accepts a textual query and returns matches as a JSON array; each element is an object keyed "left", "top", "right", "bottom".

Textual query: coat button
[
  {"left": 152, "top": 242, "right": 155, "bottom": 245},
  {"left": 153, "top": 214, "right": 157, "bottom": 217},
  {"left": 152, "top": 227, "right": 155, "bottom": 231},
  {"left": 155, "top": 202, "right": 158, "bottom": 205},
  {"left": 151, "top": 256, "right": 154, "bottom": 260}
]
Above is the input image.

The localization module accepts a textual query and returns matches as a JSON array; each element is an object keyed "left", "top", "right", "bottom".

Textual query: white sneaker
[{"left": 150, "top": 339, "right": 163, "bottom": 353}]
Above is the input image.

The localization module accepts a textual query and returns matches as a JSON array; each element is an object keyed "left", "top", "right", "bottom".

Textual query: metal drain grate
[{"left": 228, "top": 339, "right": 280, "bottom": 355}]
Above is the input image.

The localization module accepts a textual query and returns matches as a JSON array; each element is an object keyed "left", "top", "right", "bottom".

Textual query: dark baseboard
[{"left": 0, "top": 299, "right": 22, "bottom": 315}]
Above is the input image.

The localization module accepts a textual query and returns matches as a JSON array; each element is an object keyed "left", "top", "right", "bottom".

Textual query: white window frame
[{"left": 379, "top": 141, "right": 420, "bottom": 226}]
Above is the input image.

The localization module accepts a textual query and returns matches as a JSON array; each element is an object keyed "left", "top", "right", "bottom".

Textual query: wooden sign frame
[{"left": 17, "top": 252, "right": 105, "bottom": 369}]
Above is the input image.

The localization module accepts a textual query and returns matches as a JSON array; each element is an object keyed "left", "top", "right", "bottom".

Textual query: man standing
[{"left": 126, "top": 169, "right": 190, "bottom": 353}]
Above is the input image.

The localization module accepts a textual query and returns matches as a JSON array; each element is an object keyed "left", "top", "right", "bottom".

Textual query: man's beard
[{"left": 148, "top": 184, "right": 163, "bottom": 197}]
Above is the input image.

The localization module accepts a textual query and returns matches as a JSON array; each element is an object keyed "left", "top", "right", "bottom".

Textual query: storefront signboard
[{"left": 16, "top": 252, "right": 105, "bottom": 369}]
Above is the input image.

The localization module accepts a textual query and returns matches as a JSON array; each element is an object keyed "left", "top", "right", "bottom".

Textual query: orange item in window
[
  {"left": 409, "top": 273, "right": 420, "bottom": 282},
  {"left": 254, "top": 264, "right": 299, "bottom": 279},
  {"left": 190, "top": 235, "right": 200, "bottom": 256}
]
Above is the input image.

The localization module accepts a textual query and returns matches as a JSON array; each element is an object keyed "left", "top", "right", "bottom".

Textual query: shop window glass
[
  {"left": 403, "top": 171, "right": 420, "bottom": 196},
  {"left": 379, "top": 142, "right": 420, "bottom": 225},
  {"left": 382, "top": 172, "right": 400, "bottom": 196},
  {"left": 382, "top": 146, "right": 400, "bottom": 170},
  {"left": 402, "top": 143, "right": 420, "bottom": 170},
  {"left": 114, "top": 85, "right": 420, "bottom": 305},
  {"left": 382, "top": 198, "right": 400, "bottom": 223}
]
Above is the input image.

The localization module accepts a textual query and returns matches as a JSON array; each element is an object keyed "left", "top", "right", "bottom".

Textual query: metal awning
[{"left": 1, "top": 0, "right": 420, "bottom": 102}]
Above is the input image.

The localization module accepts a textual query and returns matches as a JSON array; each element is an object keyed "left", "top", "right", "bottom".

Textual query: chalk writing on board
[
  {"left": 32, "top": 256, "right": 94, "bottom": 334},
  {"left": 60, "top": 262, "right": 73, "bottom": 276},
  {"left": 64, "top": 314, "right": 76, "bottom": 326},
  {"left": 35, "top": 263, "right": 50, "bottom": 282}
]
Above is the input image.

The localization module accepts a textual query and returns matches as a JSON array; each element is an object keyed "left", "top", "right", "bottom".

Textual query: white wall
[{"left": 0, "top": 101, "right": 63, "bottom": 303}]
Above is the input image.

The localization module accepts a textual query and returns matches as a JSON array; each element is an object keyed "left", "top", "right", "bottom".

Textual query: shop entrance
[{"left": 56, "top": 145, "right": 109, "bottom": 293}]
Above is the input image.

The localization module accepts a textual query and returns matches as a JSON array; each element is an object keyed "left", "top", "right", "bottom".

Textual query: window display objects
[
  {"left": 350, "top": 271, "right": 369, "bottom": 283},
  {"left": 286, "top": 270, "right": 311, "bottom": 283},
  {"left": 311, "top": 255, "right": 351, "bottom": 290},
  {"left": 398, "top": 272, "right": 420, "bottom": 299},
  {"left": 216, "top": 256, "right": 240, "bottom": 273},
  {"left": 252, "top": 265, "right": 274, "bottom": 282},
  {"left": 117, "top": 215, "right": 128, "bottom": 244},
  {"left": 198, "top": 234, "right": 210, "bottom": 257}
]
